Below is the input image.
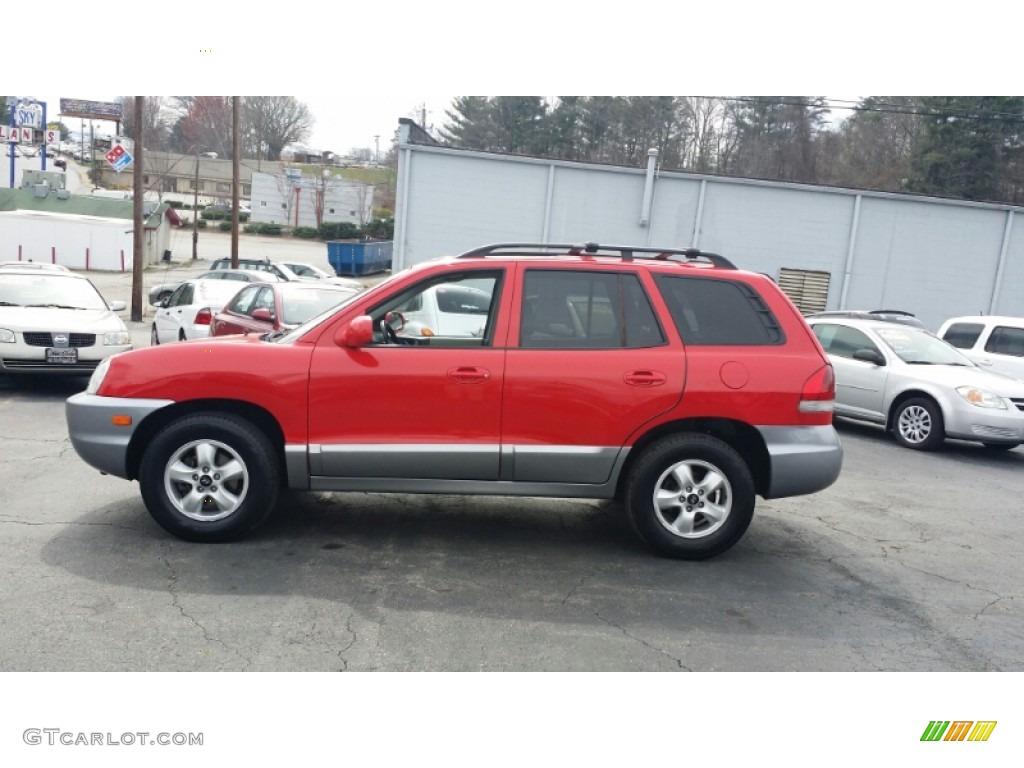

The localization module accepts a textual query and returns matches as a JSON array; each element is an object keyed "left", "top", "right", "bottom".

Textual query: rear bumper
[{"left": 756, "top": 425, "right": 843, "bottom": 499}]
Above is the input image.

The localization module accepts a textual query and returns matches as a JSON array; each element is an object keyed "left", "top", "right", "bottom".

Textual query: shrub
[
  {"left": 218, "top": 221, "right": 232, "bottom": 232},
  {"left": 197, "top": 219, "right": 208, "bottom": 229},
  {"left": 244, "top": 223, "right": 261, "bottom": 234},
  {"left": 261, "top": 223, "right": 282, "bottom": 236},
  {"left": 293, "top": 226, "right": 318, "bottom": 239}
]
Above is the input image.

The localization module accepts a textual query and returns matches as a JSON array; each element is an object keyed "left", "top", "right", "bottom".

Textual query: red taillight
[
  {"left": 799, "top": 364, "right": 835, "bottom": 413},
  {"left": 195, "top": 308, "right": 212, "bottom": 325}
]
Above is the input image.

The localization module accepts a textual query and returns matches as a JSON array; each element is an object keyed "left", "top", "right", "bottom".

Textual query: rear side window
[
  {"left": 655, "top": 275, "right": 784, "bottom": 345},
  {"left": 985, "top": 325, "right": 1024, "bottom": 357},
  {"left": 942, "top": 322, "right": 985, "bottom": 349},
  {"left": 520, "top": 270, "right": 665, "bottom": 349}
]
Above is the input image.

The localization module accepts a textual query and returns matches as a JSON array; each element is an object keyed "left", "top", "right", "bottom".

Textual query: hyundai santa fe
[{"left": 66, "top": 242, "right": 843, "bottom": 559}]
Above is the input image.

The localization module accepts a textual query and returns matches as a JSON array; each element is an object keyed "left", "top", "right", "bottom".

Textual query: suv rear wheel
[
  {"left": 624, "top": 434, "right": 755, "bottom": 560},
  {"left": 139, "top": 413, "right": 280, "bottom": 542}
]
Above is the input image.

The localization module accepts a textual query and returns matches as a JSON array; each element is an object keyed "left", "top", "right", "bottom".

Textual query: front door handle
[{"left": 448, "top": 366, "right": 490, "bottom": 383}]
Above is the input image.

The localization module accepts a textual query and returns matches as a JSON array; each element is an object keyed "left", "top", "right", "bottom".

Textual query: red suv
[{"left": 66, "top": 243, "right": 842, "bottom": 559}]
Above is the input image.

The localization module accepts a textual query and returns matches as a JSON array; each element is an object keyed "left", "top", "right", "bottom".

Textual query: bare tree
[{"left": 244, "top": 97, "right": 314, "bottom": 160}]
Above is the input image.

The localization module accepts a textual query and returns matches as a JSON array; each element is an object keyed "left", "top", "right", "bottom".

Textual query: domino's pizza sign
[{"left": 105, "top": 143, "right": 133, "bottom": 173}]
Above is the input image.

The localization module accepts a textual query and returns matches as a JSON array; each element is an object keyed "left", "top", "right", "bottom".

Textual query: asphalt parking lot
[{"left": 1, "top": 247, "right": 1022, "bottom": 671}]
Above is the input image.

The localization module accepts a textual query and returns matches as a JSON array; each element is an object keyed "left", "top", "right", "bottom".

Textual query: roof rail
[{"left": 457, "top": 242, "right": 737, "bottom": 270}]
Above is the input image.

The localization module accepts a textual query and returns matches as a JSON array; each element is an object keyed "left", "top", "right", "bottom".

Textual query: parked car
[
  {"left": 276, "top": 261, "right": 365, "bottom": 292},
  {"left": 389, "top": 282, "right": 494, "bottom": 338},
  {"left": 0, "top": 261, "right": 71, "bottom": 273},
  {"left": 148, "top": 268, "right": 281, "bottom": 307},
  {"left": 150, "top": 278, "right": 250, "bottom": 345},
  {"left": 66, "top": 241, "right": 843, "bottom": 559},
  {"left": 0, "top": 265, "right": 131, "bottom": 375},
  {"left": 209, "top": 281, "right": 360, "bottom": 337},
  {"left": 806, "top": 316, "right": 1024, "bottom": 451},
  {"left": 805, "top": 309, "right": 926, "bottom": 329},
  {"left": 937, "top": 315, "right": 1024, "bottom": 382},
  {"left": 210, "top": 257, "right": 363, "bottom": 291}
]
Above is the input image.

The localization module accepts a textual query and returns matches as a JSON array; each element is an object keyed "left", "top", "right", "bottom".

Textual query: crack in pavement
[
  {"left": 338, "top": 614, "right": 356, "bottom": 671},
  {"left": 594, "top": 611, "right": 691, "bottom": 671},
  {"left": 162, "top": 551, "right": 253, "bottom": 670}
]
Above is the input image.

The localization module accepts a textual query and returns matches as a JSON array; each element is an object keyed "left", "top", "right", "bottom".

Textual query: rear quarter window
[
  {"left": 941, "top": 322, "right": 985, "bottom": 349},
  {"left": 655, "top": 275, "right": 784, "bottom": 345}
]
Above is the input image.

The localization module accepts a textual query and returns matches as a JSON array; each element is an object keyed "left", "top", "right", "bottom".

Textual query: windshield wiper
[
  {"left": 25, "top": 303, "right": 87, "bottom": 310},
  {"left": 0, "top": 301, "right": 21, "bottom": 307}
]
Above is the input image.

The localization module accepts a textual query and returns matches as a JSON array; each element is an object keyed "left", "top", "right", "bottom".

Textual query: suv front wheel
[
  {"left": 139, "top": 413, "right": 280, "bottom": 542},
  {"left": 624, "top": 434, "right": 755, "bottom": 560}
]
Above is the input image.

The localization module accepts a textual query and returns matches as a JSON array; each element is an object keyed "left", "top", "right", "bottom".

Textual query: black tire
[
  {"left": 151, "top": 324, "right": 160, "bottom": 346},
  {"left": 623, "top": 434, "right": 755, "bottom": 560},
  {"left": 892, "top": 397, "right": 944, "bottom": 450},
  {"left": 138, "top": 413, "right": 280, "bottom": 542},
  {"left": 178, "top": 329, "right": 187, "bottom": 342}
]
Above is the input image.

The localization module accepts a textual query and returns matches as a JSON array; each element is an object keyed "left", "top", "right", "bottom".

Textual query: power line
[{"left": 713, "top": 96, "right": 1024, "bottom": 124}]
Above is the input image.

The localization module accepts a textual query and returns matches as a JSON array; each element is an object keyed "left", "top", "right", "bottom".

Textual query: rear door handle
[
  {"left": 448, "top": 366, "right": 490, "bottom": 383},
  {"left": 624, "top": 370, "right": 667, "bottom": 386}
]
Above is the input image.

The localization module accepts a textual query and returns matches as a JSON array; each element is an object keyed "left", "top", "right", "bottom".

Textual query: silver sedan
[{"left": 807, "top": 317, "right": 1024, "bottom": 451}]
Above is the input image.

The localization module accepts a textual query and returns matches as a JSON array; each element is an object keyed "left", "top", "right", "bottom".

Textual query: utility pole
[
  {"left": 192, "top": 150, "right": 199, "bottom": 260},
  {"left": 231, "top": 96, "right": 240, "bottom": 268},
  {"left": 131, "top": 96, "right": 144, "bottom": 322},
  {"left": 374, "top": 135, "right": 380, "bottom": 165}
]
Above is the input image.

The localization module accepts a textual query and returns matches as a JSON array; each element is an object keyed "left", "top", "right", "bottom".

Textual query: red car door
[
  {"left": 306, "top": 268, "right": 509, "bottom": 484},
  {"left": 501, "top": 265, "right": 684, "bottom": 484}
]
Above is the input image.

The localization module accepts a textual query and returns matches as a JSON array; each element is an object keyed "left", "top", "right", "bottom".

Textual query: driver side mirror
[
  {"left": 252, "top": 308, "right": 275, "bottom": 322},
  {"left": 109, "top": 300, "right": 127, "bottom": 312},
  {"left": 334, "top": 315, "right": 373, "bottom": 347},
  {"left": 853, "top": 348, "right": 886, "bottom": 366}
]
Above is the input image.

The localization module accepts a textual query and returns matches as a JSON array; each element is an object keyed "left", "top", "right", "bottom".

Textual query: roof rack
[{"left": 457, "top": 242, "right": 737, "bottom": 270}]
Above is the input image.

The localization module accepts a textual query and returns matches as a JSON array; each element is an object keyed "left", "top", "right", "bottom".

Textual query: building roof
[{"left": 0, "top": 188, "right": 178, "bottom": 229}]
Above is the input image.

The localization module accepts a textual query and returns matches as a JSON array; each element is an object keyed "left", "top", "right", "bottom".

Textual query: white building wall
[
  {"left": 0, "top": 212, "right": 136, "bottom": 270},
  {"left": 395, "top": 143, "right": 1024, "bottom": 330},
  {"left": 250, "top": 171, "right": 374, "bottom": 228}
]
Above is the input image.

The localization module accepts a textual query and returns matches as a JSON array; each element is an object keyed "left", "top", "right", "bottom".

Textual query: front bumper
[
  {"left": 757, "top": 425, "right": 844, "bottom": 499},
  {"left": 66, "top": 393, "right": 174, "bottom": 478},
  {"left": 1, "top": 343, "right": 132, "bottom": 375},
  {"left": 944, "top": 401, "right": 1024, "bottom": 444}
]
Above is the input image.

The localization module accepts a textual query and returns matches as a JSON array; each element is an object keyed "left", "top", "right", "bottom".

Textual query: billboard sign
[{"left": 60, "top": 99, "right": 123, "bottom": 121}]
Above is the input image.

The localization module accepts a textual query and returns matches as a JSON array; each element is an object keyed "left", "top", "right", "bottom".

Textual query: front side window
[
  {"left": 369, "top": 270, "right": 503, "bottom": 347},
  {"left": 656, "top": 275, "right": 783, "bottom": 345},
  {"left": 813, "top": 324, "right": 879, "bottom": 360},
  {"left": 520, "top": 270, "right": 664, "bottom": 349},
  {"left": 226, "top": 285, "right": 261, "bottom": 316},
  {"left": 942, "top": 322, "right": 985, "bottom": 349},
  {"left": 169, "top": 284, "right": 193, "bottom": 308}
]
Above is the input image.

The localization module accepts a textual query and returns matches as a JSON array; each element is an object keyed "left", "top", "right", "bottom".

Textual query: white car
[
  {"left": 807, "top": 316, "right": 1024, "bottom": 451},
  {"left": 0, "top": 266, "right": 131, "bottom": 375},
  {"left": 275, "top": 261, "right": 365, "bottom": 292},
  {"left": 389, "top": 281, "right": 494, "bottom": 339},
  {"left": 937, "top": 315, "right": 1024, "bottom": 382},
  {"left": 151, "top": 279, "right": 247, "bottom": 345}
]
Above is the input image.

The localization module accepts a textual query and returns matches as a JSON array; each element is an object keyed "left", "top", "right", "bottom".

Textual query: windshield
[
  {"left": 0, "top": 273, "right": 110, "bottom": 310},
  {"left": 280, "top": 287, "right": 359, "bottom": 325},
  {"left": 875, "top": 326, "right": 975, "bottom": 366}
]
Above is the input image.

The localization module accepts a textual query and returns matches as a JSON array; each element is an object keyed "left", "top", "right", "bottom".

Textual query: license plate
[{"left": 46, "top": 347, "right": 78, "bottom": 364}]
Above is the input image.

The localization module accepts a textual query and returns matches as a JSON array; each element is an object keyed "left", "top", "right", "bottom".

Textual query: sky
[
  {"left": 20, "top": 93, "right": 456, "bottom": 156},
  {"left": 14, "top": 3, "right": 1014, "bottom": 159}
]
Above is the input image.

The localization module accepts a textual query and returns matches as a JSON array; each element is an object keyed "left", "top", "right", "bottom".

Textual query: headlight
[
  {"left": 103, "top": 331, "right": 132, "bottom": 346},
  {"left": 86, "top": 358, "right": 111, "bottom": 395},
  {"left": 956, "top": 386, "right": 1006, "bottom": 409},
  {"left": 0, "top": 328, "right": 14, "bottom": 343}
]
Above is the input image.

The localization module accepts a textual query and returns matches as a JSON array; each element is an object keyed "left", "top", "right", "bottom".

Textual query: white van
[{"left": 937, "top": 315, "right": 1024, "bottom": 381}]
